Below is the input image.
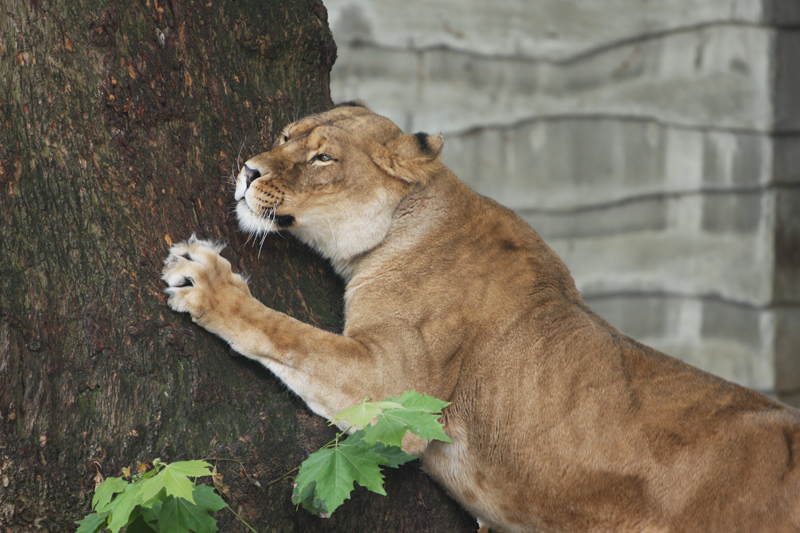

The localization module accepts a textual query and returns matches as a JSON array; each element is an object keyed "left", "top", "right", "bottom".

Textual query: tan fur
[{"left": 163, "top": 103, "right": 800, "bottom": 533}]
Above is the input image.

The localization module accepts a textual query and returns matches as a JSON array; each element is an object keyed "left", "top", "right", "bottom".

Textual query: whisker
[
  {"left": 258, "top": 226, "right": 270, "bottom": 258},
  {"left": 236, "top": 137, "right": 247, "bottom": 172},
  {"left": 243, "top": 229, "right": 255, "bottom": 248}
]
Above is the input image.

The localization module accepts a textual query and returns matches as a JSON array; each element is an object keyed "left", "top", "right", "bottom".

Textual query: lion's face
[{"left": 234, "top": 102, "right": 443, "bottom": 269}]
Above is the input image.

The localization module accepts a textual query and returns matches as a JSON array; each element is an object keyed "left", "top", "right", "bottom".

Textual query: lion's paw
[{"left": 162, "top": 235, "right": 250, "bottom": 320}]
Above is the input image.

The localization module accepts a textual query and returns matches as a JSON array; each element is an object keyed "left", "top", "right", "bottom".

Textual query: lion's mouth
[
  {"left": 239, "top": 194, "right": 296, "bottom": 230},
  {"left": 272, "top": 214, "right": 296, "bottom": 228},
  {"left": 235, "top": 198, "right": 296, "bottom": 235},
  {"left": 252, "top": 200, "right": 295, "bottom": 228}
]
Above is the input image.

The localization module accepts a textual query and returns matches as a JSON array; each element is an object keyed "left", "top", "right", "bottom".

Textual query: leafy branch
[
  {"left": 291, "top": 390, "right": 451, "bottom": 516},
  {"left": 75, "top": 459, "right": 233, "bottom": 533},
  {"left": 76, "top": 390, "right": 451, "bottom": 531}
]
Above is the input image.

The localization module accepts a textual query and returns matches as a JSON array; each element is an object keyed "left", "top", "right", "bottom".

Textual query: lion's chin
[{"left": 235, "top": 200, "right": 281, "bottom": 236}]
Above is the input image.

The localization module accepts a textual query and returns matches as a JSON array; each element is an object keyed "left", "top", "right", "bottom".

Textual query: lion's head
[{"left": 234, "top": 102, "right": 443, "bottom": 271}]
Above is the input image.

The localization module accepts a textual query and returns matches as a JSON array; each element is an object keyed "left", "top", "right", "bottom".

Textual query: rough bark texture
[{"left": 0, "top": 1, "right": 475, "bottom": 531}]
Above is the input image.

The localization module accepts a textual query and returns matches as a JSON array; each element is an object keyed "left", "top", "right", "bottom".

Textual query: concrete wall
[{"left": 324, "top": 0, "right": 800, "bottom": 402}]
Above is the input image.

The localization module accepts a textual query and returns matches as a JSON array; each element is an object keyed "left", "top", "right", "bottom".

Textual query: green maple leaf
[
  {"left": 293, "top": 479, "right": 328, "bottom": 515},
  {"left": 389, "top": 390, "right": 450, "bottom": 413},
  {"left": 362, "top": 409, "right": 450, "bottom": 448},
  {"left": 362, "top": 405, "right": 452, "bottom": 448},
  {"left": 368, "top": 441, "right": 417, "bottom": 468},
  {"left": 294, "top": 391, "right": 451, "bottom": 517},
  {"left": 75, "top": 511, "right": 108, "bottom": 533},
  {"left": 138, "top": 460, "right": 213, "bottom": 505},
  {"left": 155, "top": 486, "right": 224, "bottom": 533},
  {"left": 333, "top": 391, "right": 452, "bottom": 448},
  {"left": 106, "top": 483, "right": 146, "bottom": 533},
  {"left": 92, "top": 477, "right": 129, "bottom": 512},
  {"left": 292, "top": 437, "right": 388, "bottom": 515},
  {"left": 360, "top": 410, "right": 413, "bottom": 447},
  {"left": 190, "top": 483, "right": 228, "bottom": 513},
  {"left": 331, "top": 397, "right": 404, "bottom": 428},
  {"left": 77, "top": 460, "right": 231, "bottom": 533},
  {"left": 121, "top": 513, "right": 158, "bottom": 533}
]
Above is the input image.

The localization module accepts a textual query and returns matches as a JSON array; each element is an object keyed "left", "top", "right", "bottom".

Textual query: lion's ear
[{"left": 372, "top": 132, "right": 444, "bottom": 185}]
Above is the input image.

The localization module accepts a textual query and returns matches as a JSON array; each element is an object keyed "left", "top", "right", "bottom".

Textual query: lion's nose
[{"left": 244, "top": 164, "right": 261, "bottom": 190}]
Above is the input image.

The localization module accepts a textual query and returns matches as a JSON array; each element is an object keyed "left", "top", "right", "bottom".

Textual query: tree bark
[{"left": 0, "top": 1, "right": 475, "bottom": 531}]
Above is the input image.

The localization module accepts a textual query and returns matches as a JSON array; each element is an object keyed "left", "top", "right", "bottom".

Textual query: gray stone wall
[{"left": 325, "top": 0, "right": 800, "bottom": 402}]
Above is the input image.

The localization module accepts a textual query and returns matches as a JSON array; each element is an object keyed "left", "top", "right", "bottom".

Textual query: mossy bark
[{"left": 0, "top": 1, "right": 475, "bottom": 531}]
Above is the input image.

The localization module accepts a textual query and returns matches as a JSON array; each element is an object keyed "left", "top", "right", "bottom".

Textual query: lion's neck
[
  {"left": 291, "top": 169, "right": 464, "bottom": 282},
  {"left": 340, "top": 170, "right": 466, "bottom": 280},
  {"left": 288, "top": 191, "right": 406, "bottom": 280}
]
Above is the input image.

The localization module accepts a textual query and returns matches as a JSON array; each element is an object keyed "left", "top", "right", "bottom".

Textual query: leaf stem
[
  {"left": 266, "top": 466, "right": 300, "bottom": 487},
  {"left": 226, "top": 505, "right": 259, "bottom": 533}
]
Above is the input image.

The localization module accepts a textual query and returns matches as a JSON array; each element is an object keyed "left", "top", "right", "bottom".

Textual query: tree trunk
[{"left": 0, "top": 1, "right": 475, "bottom": 531}]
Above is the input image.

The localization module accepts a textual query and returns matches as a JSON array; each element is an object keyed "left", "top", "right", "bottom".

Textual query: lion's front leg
[{"left": 161, "top": 236, "right": 375, "bottom": 421}]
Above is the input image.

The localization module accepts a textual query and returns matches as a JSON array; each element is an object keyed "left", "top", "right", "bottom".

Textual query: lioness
[{"left": 163, "top": 102, "right": 800, "bottom": 532}]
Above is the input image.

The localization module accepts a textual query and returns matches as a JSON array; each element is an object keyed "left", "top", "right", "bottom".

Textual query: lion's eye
[{"left": 310, "top": 154, "right": 333, "bottom": 164}]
